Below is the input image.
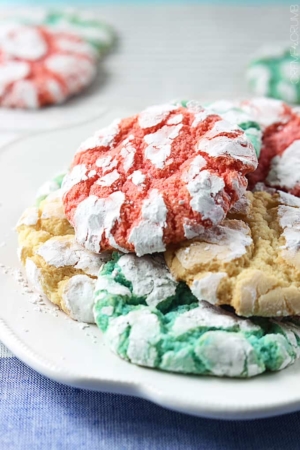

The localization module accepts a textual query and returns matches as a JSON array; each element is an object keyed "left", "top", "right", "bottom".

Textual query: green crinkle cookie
[
  {"left": 3, "top": 9, "right": 115, "bottom": 55},
  {"left": 247, "top": 45, "right": 300, "bottom": 104},
  {"left": 35, "top": 171, "right": 66, "bottom": 206},
  {"left": 94, "top": 253, "right": 300, "bottom": 378},
  {"left": 44, "top": 10, "right": 116, "bottom": 54}
]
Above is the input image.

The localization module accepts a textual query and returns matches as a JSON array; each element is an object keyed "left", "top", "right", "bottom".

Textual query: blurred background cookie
[
  {"left": 0, "top": 22, "right": 98, "bottom": 108},
  {"left": 247, "top": 44, "right": 300, "bottom": 104},
  {"left": 41, "top": 9, "right": 116, "bottom": 56}
]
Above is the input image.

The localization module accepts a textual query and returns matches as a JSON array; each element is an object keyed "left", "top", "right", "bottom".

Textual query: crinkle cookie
[
  {"left": 247, "top": 45, "right": 300, "bottom": 104},
  {"left": 3, "top": 9, "right": 115, "bottom": 56},
  {"left": 35, "top": 171, "right": 66, "bottom": 205},
  {"left": 165, "top": 189, "right": 300, "bottom": 317},
  {"left": 240, "top": 98, "right": 295, "bottom": 129},
  {"left": 62, "top": 101, "right": 258, "bottom": 256},
  {"left": 94, "top": 253, "right": 300, "bottom": 378},
  {"left": 17, "top": 188, "right": 109, "bottom": 322},
  {"left": 0, "top": 22, "right": 97, "bottom": 108},
  {"left": 43, "top": 9, "right": 115, "bottom": 55},
  {"left": 194, "top": 100, "right": 263, "bottom": 157},
  {"left": 247, "top": 111, "right": 300, "bottom": 195}
]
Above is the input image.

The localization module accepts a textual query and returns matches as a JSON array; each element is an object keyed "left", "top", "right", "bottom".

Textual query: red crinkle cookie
[
  {"left": 0, "top": 23, "right": 97, "bottom": 108},
  {"left": 62, "top": 102, "right": 258, "bottom": 256},
  {"left": 247, "top": 105, "right": 300, "bottom": 195}
]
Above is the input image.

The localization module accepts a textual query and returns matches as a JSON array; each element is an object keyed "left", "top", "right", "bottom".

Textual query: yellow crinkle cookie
[
  {"left": 17, "top": 189, "right": 108, "bottom": 322},
  {"left": 165, "top": 189, "right": 300, "bottom": 317}
]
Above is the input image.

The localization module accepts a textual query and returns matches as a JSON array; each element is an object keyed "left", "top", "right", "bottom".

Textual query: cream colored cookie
[
  {"left": 17, "top": 189, "right": 109, "bottom": 322},
  {"left": 165, "top": 190, "right": 300, "bottom": 317}
]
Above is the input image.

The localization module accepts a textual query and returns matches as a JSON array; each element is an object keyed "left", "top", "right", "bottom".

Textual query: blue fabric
[{"left": 1, "top": 357, "right": 300, "bottom": 449}]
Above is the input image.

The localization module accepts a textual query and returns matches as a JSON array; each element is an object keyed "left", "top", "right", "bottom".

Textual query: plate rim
[{"left": 2, "top": 314, "right": 300, "bottom": 421}]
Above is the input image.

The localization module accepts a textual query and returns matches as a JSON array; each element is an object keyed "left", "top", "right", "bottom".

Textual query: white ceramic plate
[{"left": 1, "top": 111, "right": 300, "bottom": 421}]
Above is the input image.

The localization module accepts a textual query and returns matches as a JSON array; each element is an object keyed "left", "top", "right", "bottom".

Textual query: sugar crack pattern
[{"left": 63, "top": 102, "right": 258, "bottom": 256}]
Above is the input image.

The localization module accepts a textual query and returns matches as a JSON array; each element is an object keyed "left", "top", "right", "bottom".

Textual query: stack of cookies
[{"left": 17, "top": 98, "right": 300, "bottom": 378}]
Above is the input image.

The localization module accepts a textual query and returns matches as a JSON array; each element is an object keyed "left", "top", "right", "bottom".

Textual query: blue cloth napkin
[{"left": 1, "top": 354, "right": 300, "bottom": 450}]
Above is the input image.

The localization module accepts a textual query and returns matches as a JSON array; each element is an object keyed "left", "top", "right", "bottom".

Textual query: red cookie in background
[
  {"left": 246, "top": 99, "right": 300, "bottom": 195},
  {"left": 62, "top": 102, "right": 257, "bottom": 256},
  {"left": 0, "top": 23, "right": 97, "bottom": 108}
]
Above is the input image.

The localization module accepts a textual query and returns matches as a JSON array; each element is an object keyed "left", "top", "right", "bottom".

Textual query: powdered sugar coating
[
  {"left": 61, "top": 164, "right": 90, "bottom": 195},
  {"left": 0, "top": 23, "right": 97, "bottom": 108},
  {"left": 36, "top": 171, "right": 66, "bottom": 204},
  {"left": 33, "top": 9, "right": 115, "bottom": 54},
  {"left": 278, "top": 190, "right": 300, "bottom": 208},
  {"left": 201, "top": 100, "right": 263, "bottom": 158},
  {"left": 105, "top": 309, "right": 161, "bottom": 367},
  {"left": 77, "top": 120, "right": 121, "bottom": 155},
  {"left": 206, "top": 100, "right": 253, "bottom": 125},
  {"left": 94, "top": 254, "right": 300, "bottom": 377},
  {"left": 176, "top": 220, "right": 252, "bottom": 266},
  {"left": 166, "top": 189, "right": 300, "bottom": 317},
  {"left": 240, "top": 98, "right": 294, "bottom": 128},
  {"left": 63, "top": 102, "right": 257, "bottom": 255},
  {"left": 40, "top": 190, "right": 66, "bottom": 220},
  {"left": 138, "top": 103, "right": 176, "bottom": 129},
  {"left": 195, "top": 331, "right": 263, "bottom": 378},
  {"left": 185, "top": 169, "right": 226, "bottom": 225},
  {"left": 267, "top": 140, "right": 300, "bottom": 190},
  {"left": 144, "top": 123, "right": 183, "bottom": 169},
  {"left": 128, "top": 189, "right": 168, "bottom": 256},
  {"left": 17, "top": 207, "right": 39, "bottom": 227},
  {"left": 191, "top": 273, "right": 227, "bottom": 305},
  {"left": 0, "top": 24, "right": 48, "bottom": 60},
  {"left": 130, "top": 170, "right": 145, "bottom": 186},
  {"left": 118, "top": 254, "right": 177, "bottom": 308},
  {"left": 61, "top": 275, "right": 96, "bottom": 323},
  {"left": 198, "top": 132, "right": 257, "bottom": 168},
  {"left": 229, "top": 194, "right": 251, "bottom": 215},
  {"left": 73, "top": 192, "right": 126, "bottom": 253},
  {"left": 36, "top": 236, "right": 106, "bottom": 276},
  {"left": 0, "top": 61, "right": 29, "bottom": 96},
  {"left": 17, "top": 174, "right": 110, "bottom": 324},
  {"left": 25, "top": 258, "right": 43, "bottom": 294},
  {"left": 172, "top": 301, "right": 259, "bottom": 337},
  {"left": 278, "top": 205, "right": 300, "bottom": 269},
  {"left": 97, "top": 169, "right": 120, "bottom": 187}
]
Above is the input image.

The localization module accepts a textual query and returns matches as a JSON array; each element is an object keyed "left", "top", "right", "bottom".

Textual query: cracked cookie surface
[
  {"left": 63, "top": 101, "right": 257, "bottom": 256},
  {"left": 248, "top": 111, "right": 300, "bottom": 196},
  {"left": 165, "top": 190, "right": 300, "bottom": 317},
  {"left": 94, "top": 253, "right": 300, "bottom": 377},
  {"left": 0, "top": 22, "right": 97, "bottom": 108},
  {"left": 17, "top": 184, "right": 108, "bottom": 322}
]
